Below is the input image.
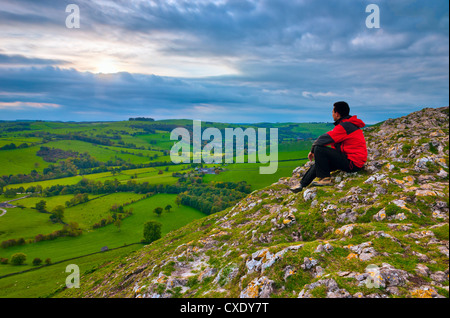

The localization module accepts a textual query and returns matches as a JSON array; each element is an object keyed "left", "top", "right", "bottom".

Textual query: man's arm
[
  {"left": 311, "top": 124, "right": 349, "bottom": 153},
  {"left": 311, "top": 132, "right": 334, "bottom": 154}
]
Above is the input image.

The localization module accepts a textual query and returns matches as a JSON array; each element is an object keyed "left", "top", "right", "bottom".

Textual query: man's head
[{"left": 332, "top": 101, "right": 350, "bottom": 121}]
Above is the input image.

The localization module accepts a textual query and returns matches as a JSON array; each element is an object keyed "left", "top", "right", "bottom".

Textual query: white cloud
[
  {"left": 0, "top": 101, "right": 61, "bottom": 109},
  {"left": 350, "top": 29, "right": 411, "bottom": 51},
  {"left": 302, "top": 91, "right": 338, "bottom": 99}
]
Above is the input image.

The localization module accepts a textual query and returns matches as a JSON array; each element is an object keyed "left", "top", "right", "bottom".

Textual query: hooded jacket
[{"left": 311, "top": 115, "right": 368, "bottom": 168}]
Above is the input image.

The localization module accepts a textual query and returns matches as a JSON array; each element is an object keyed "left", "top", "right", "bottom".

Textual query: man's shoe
[
  {"left": 311, "top": 177, "right": 333, "bottom": 187},
  {"left": 290, "top": 184, "right": 303, "bottom": 193}
]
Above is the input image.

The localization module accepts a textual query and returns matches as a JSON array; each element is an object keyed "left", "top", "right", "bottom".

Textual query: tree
[
  {"left": 175, "top": 196, "right": 182, "bottom": 207},
  {"left": 50, "top": 205, "right": 65, "bottom": 223},
  {"left": 62, "top": 222, "right": 82, "bottom": 236},
  {"left": 3, "top": 188, "right": 16, "bottom": 198},
  {"left": 114, "top": 218, "right": 122, "bottom": 232},
  {"left": 165, "top": 204, "right": 172, "bottom": 213},
  {"left": 153, "top": 207, "right": 163, "bottom": 217},
  {"left": 35, "top": 200, "right": 47, "bottom": 213},
  {"left": 35, "top": 185, "right": 43, "bottom": 196},
  {"left": 143, "top": 221, "right": 162, "bottom": 243},
  {"left": 32, "top": 258, "right": 43, "bottom": 266},
  {"left": 11, "top": 253, "right": 26, "bottom": 266}
]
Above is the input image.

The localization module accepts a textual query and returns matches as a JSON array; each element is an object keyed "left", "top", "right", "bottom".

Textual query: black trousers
[{"left": 301, "top": 145, "right": 361, "bottom": 187}]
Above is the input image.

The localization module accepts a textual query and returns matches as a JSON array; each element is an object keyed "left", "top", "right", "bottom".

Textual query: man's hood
[{"left": 340, "top": 115, "right": 366, "bottom": 128}]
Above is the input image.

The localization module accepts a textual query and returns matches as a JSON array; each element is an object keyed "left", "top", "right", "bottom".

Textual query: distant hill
[{"left": 0, "top": 119, "right": 331, "bottom": 180}]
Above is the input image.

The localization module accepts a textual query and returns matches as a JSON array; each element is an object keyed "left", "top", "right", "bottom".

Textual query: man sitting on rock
[{"left": 291, "top": 101, "right": 367, "bottom": 192}]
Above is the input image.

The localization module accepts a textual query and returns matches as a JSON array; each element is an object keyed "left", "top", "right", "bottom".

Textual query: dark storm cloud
[{"left": 0, "top": 53, "right": 69, "bottom": 66}]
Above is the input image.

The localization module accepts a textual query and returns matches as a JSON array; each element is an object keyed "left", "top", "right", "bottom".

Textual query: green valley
[{"left": 0, "top": 118, "right": 328, "bottom": 297}]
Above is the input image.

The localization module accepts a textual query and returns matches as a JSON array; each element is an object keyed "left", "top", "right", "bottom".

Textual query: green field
[
  {"left": 11, "top": 194, "right": 102, "bottom": 212},
  {"left": 203, "top": 159, "right": 306, "bottom": 190},
  {"left": 0, "top": 244, "right": 142, "bottom": 298},
  {"left": 0, "top": 192, "right": 135, "bottom": 242},
  {"left": 137, "top": 131, "right": 175, "bottom": 149},
  {"left": 0, "top": 207, "right": 62, "bottom": 244},
  {"left": 203, "top": 140, "right": 311, "bottom": 190},
  {"left": 44, "top": 140, "right": 152, "bottom": 164},
  {"left": 0, "top": 194, "right": 205, "bottom": 278},
  {"left": 0, "top": 146, "right": 49, "bottom": 176},
  {"left": 5, "top": 166, "right": 182, "bottom": 190}
]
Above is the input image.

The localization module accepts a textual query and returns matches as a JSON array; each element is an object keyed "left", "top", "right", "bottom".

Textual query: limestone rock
[
  {"left": 240, "top": 276, "right": 274, "bottom": 298},
  {"left": 298, "top": 278, "right": 351, "bottom": 298},
  {"left": 415, "top": 264, "right": 430, "bottom": 277}
]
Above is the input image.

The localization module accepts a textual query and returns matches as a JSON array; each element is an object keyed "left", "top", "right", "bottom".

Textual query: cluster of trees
[
  {"left": 2, "top": 188, "right": 19, "bottom": 198},
  {"left": 35, "top": 200, "right": 48, "bottom": 212},
  {"left": 23, "top": 130, "right": 126, "bottom": 147},
  {"left": 34, "top": 222, "right": 82, "bottom": 242},
  {"left": 24, "top": 177, "right": 251, "bottom": 208},
  {"left": 0, "top": 222, "right": 81, "bottom": 249},
  {"left": 0, "top": 121, "right": 31, "bottom": 133},
  {"left": 57, "top": 132, "right": 115, "bottom": 146},
  {"left": 92, "top": 195, "right": 147, "bottom": 230},
  {"left": 143, "top": 220, "right": 161, "bottom": 243},
  {"left": 92, "top": 204, "right": 134, "bottom": 230},
  {"left": 35, "top": 200, "right": 65, "bottom": 223},
  {"left": 130, "top": 123, "right": 180, "bottom": 134},
  {"left": 65, "top": 193, "right": 89, "bottom": 207},
  {"left": 176, "top": 182, "right": 250, "bottom": 215},
  {"left": 35, "top": 178, "right": 179, "bottom": 197},
  {"left": 49, "top": 205, "right": 65, "bottom": 223},
  {"left": 36, "top": 146, "right": 79, "bottom": 162},
  {"left": 129, "top": 117, "right": 155, "bottom": 121},
  {"left": 153, "top": 204, "right": 172, "bottom": 217},
  {"left": 0, "top": 142, "right": 29, "bottom": 151},
  {"left": 1, "top": 237, "right": 26, "bottom": 249},
  {"left": 0, "top": 253, "right": 52, "bottom": 266}
]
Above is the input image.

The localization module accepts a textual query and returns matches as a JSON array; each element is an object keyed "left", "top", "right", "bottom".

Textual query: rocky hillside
[{"left": 60, "top": 106, "right": 449, "bottom": 298}]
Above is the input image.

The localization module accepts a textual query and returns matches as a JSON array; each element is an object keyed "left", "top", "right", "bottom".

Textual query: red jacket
[{"left": 312, "top": 115, "right": 368, "bottom": 168}]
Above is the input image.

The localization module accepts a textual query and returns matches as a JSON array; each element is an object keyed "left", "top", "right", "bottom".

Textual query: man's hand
[{"left": 308, "top": 151, "right": 314, "bottom": 161}]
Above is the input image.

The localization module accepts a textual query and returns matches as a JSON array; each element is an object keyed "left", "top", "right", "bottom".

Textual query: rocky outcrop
[{"left": 60, "top": 106, "right": 449, "bottom": 299}]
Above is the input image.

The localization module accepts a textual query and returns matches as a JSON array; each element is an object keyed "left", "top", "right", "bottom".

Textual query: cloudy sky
[{"left": 0, "top": 0, "right": 448, "bottom": 123}]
